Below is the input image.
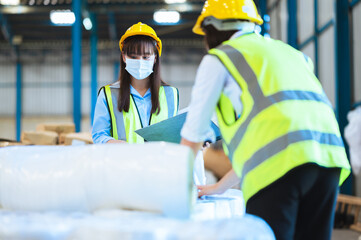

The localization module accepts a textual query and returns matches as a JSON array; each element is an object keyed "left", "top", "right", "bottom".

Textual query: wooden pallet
[{"left": 337, "top": 194, "right": 361, "bottom": 232}]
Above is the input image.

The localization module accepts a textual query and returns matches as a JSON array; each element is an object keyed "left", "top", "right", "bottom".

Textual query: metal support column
[
  {"left": 90, "top": 13, "right": 98, "bottom": 125},
  {"left": 259, "top": 0, "right": 268, "bottom": 36},
  {"left": 72, "top": 0, "right": 82, "bottom": 132},
  {"left": 287, "top": 0, "right": 298, "bottom": 48},
  {"left": 16, "top": 59, "right": 22, "bottom": 141},
  {"left": 335, "top": 0, "right": 353, "bottom": 195},
  {"left": 314, "top": 0, "right": 319, "bottom": 77}
]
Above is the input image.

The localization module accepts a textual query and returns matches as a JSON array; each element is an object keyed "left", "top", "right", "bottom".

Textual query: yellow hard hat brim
[
  {"left": 192, "top": 16, "right": 206, "bottom": 35},
  {"left": 119, "top": 32, "right": 162, "bottom": 56}
]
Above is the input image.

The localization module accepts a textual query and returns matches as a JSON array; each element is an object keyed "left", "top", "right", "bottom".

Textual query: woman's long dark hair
[
  {"left": 203, "top": 25, "right": 238, "bottom": 50},
  {"left": 118, "top": 35, "right": 167, "bottom": 115}
]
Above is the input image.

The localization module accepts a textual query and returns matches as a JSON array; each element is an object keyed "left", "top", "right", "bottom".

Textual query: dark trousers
[{"left": 246, "top": 163, "right": 341, "bottom": 240}]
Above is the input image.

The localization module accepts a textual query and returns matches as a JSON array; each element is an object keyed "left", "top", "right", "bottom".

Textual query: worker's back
[{"left": 210, "top": 33, "right": 351, "bottom": 202}]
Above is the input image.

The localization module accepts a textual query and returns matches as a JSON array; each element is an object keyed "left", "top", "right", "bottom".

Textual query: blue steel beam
[
  {"left": 90, "top": 13, "right": 98, "bottom": 126},
  {"left": 114, "top": 61, "right": 120, "bottom": 82},
  {"left": 298, "top": 19, "right": 334, "bottom": 49},
  {"left": 1, "top": 12, "right": 22, "bottom": 141},
  {"left": 16, "top": 61, "right": 22, "bottom": 142},
  {"left": 0, "top": 13, "right": 12, "bottom": 43},
  {"left": 72, "top": 0, "right": 82, "bottom": 132},
  {"left": 258, "top": 0, "right": 268, "bottom": 36},
  {"left": 313, "top": 0, "right": 319, "bottom": 77},
  {"left": 287, "top": 0, "right": 298, "bottom": 48},
  {"left": 350, "top": 0, "right": 361, "bottom": 8},
  {"left": 335, "top": 0, "right": 353, "bottom": 195}
]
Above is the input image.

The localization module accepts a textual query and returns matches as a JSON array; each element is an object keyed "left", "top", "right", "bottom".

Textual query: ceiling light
[
  {"left": 164, "top": 0, "right": 186, "bottom": 3},
  {"left": 154, "top": 10, "right": 180, "bottom": 24},
  {"left": 12, "top": 35, "right": 22, "bottom": 45},
  {"left": 50, "top": 10, "right": 75, "bottom": 25},
  {"left": 0, "top": 0, "right": 20, "bottom": 5},
  {"left": 83, "top": 17, "right": 92, "bottom": 30}
]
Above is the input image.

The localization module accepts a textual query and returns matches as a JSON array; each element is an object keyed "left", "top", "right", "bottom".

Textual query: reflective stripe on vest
[
  {"left": 102, "top": 85, "right": 178, "bottom": 143},
  {"left": 214, "top": 44, "right": 338, "bottom": 163}
]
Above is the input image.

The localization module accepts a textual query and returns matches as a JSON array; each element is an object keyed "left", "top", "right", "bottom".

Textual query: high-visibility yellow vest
[
  {"left": 100, "top": 83, "right": 178, "bottom": 143},
  {"left": 209, "top": 33, "right": 351, "bottom": 203}
]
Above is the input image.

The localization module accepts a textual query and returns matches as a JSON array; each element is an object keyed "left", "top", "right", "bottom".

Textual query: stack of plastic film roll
[{"left": 0, "top": 143, "right": 195, "bottom": 218}]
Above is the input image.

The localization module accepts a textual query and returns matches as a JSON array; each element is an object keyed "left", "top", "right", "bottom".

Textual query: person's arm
[
  {"left": 180, "top": 55, "right": 228, "bottom": 153},
  {"left": 197, "top": 169, "right": 240, "bottom": 197},
  {"left": 92, "top": 89, "right": 124, "bottom": 144},
  {"left": 180, "top": 138, "right": 202, "bottom": 156}
]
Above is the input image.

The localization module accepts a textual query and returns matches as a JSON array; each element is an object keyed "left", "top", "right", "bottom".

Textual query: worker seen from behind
[
  {"left": 92, "top": 22, "right": 179, "bottom": 144},
  {"left": 180, "top": 1, "right": 351, "bottom": 239}
]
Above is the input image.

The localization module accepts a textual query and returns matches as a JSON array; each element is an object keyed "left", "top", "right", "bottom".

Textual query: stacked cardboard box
[
  {"left": 21, "top": 131, "right": 58, "bottom": 145},
  {"left": 1, "top": 123, "right": 93, "bottom": 147}
]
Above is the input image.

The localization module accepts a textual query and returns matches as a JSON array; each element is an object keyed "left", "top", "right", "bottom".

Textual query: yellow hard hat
[
  {"left": 193, "top": 0, "right": 264, "bottom": 35},
  {"left": 119, "top": 22, "right": 162, "bottom": 56}
]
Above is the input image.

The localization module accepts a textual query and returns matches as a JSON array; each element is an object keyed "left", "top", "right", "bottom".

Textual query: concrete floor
[{"left": 333, "top": 229, "right": 360, "bottom": 240}]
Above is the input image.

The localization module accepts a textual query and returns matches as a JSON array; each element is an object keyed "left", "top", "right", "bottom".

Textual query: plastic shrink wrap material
[
  {"left": 193, "top": 151, "right": 206, "bottom": 186},
  {"left": 345, "top": 107, "right": 361, "bottom": 175},
  {"left": 0, "top": 143, "right": 195, "bottom": 218},
  {"left": 0, "top": 190, "right": 275, "bottom": 240},
  {"left": 0, "top": 208, "right": 275, "bottom": 240}
]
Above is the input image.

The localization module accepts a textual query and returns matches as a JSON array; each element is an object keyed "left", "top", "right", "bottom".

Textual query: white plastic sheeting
[
  {"left": 193, "top": 151, "right": 206, "bottom": 186},
  {"left": 0, "top": 189, "right": 275, "bottom": 240},
  {"left": 345, "top": 107, "right": 361, "bottom": 175},
  {"left": 0, "top": 143, "right": 194, "bottom": 218}
]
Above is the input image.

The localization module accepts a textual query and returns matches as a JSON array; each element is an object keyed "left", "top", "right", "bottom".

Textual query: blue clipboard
[{"left": 135, "top": 112, "right": 221, "bottom": 144}]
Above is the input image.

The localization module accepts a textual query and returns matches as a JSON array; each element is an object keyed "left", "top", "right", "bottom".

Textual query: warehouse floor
[{"left": 333, "top": 229, "right": 360, "bottom": 240}]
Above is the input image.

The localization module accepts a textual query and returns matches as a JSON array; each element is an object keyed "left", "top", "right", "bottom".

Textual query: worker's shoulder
[
  {"left": 162, "top": 85, "right": 177, "bottom": 91},
  {"left": 97, "top": 81, "right": 119, "bottom": 96},
  {"left": 108, "top": 81, "right": 120, "bottom": 89}
]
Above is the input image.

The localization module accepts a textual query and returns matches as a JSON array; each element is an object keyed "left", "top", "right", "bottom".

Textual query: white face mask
[{"left": 125, "top": 56, "right": 155, "bottom": 80}]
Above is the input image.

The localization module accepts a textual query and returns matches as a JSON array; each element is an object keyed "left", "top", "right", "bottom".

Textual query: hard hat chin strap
[{"left": 202, "top": 16, "right": 256, "bottom": 32}]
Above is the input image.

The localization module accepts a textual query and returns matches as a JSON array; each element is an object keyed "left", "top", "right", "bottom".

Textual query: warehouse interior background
[{"left": 0, "top": 0, "right": 360, "bottom": 196}]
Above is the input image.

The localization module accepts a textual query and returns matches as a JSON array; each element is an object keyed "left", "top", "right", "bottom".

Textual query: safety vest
[
  {"left": 209, "top": 33, "right": 351, "bottom": 203},
  {"left": 100, "top": 82, "right": 179, "bottom": 143}
]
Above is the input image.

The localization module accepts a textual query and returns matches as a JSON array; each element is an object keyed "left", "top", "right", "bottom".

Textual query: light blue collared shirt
[{"left": 92, "top": 85, "right": 152, "bottom": 144}]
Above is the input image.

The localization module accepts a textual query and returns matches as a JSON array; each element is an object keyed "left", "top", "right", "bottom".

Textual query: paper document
[{"left": 135, "top": 112, "right": 221, "bottom": 143}]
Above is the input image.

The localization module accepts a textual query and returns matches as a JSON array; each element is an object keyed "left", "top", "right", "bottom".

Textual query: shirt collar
[
  {"left": 130, "top": 85, "right": 151, "bottom": 98},
  {"left": 230, "top": 22, "right": 256, "bottom": 39}
]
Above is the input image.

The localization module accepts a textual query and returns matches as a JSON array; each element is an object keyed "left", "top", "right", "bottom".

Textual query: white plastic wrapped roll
[
  {"left": 345, "top": 107, "right": 361, "bottom": 175},
  {"left": 0, "top": 143, "right": 195, "bottom": 218}
]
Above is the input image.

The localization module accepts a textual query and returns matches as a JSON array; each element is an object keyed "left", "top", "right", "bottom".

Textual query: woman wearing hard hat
[
  {"left": 180, "top": 0, "right": 350, "bottom": 239},
  {"left": 92, "top": 22, "right": 178, "bottom": 144}
]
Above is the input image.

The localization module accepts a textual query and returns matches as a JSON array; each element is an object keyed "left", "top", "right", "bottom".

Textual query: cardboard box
[
  {"left": 36, "top": 123, "right": 75, "bottom": 135},
  {"left": 21, "top": 131, "right": 58, "bottom": 145},
  {"left": 64, "top": 132, "right": 93, "bottom": 145},
  {"left": 59, "top": 133, "right": 69, "bottom": 145},
  {"left": 0, "top": 141, "right": 28, "bottom": 147}
]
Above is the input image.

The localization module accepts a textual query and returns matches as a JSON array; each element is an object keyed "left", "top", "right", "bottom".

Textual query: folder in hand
[{"left": 135, "top": 112, "right": 221, "bottom": 144}]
